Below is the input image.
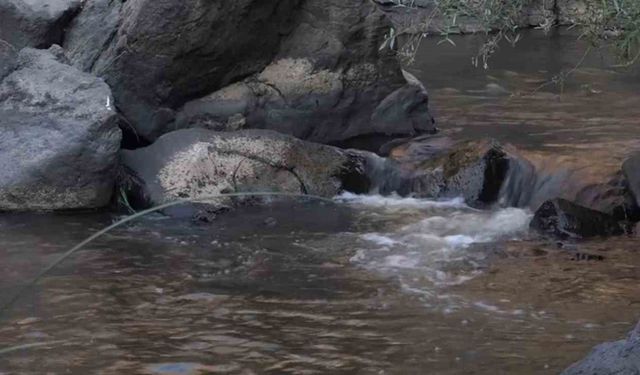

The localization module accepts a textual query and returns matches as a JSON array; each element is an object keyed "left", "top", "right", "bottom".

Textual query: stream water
[{"left": 1, "top": 30, "right": 639, "bottom": 374}]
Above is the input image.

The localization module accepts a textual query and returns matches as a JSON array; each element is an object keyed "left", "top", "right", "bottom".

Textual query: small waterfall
[{"left": 350, "top": 150, "right": 415, "bottom": 195}]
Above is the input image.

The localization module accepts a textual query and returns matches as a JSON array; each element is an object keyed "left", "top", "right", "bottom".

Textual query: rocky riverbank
[
  {"left": 1, "top": 0, "right": 639, "bottom": 243},
  {"left": 1, "top": 1, "right": 640, "bottom": 372},
  {"left": 0, "top": 0, "right": 434, "bottom": 211}
]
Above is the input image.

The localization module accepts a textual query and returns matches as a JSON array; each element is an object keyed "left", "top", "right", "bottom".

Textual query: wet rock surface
[
  {"left": 562, "top": 321, "right": 640, "bottom": 375},
  {"left": 120, "top": 128, "right": 369, "bottom": 214},
  {"left": 623, "top": 152, "right": 640, "bottom": 209},
  {"left": 530, "top": 199, "right": 626, "bottom": 239},
  {"left": 0, "top": 0, "right": 81, "bottom": 49},
  {"left": 0, "top": 46, "right": 121, "bottom": 210},
  {"left": 384, "top": 137, "right": 512, "bottom": 206},
  {"left": 64, "top": 0, "right": 434, "bottom": 145}
]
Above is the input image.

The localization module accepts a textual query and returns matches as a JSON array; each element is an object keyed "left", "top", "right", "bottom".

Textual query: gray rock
[
  {"left": 74, "top": 0, "right": 300, "bottom": 141},
  {"left": 63, "top": 0, "right": 123, "bottom": 72},
  {"left": 0, "top": 0, "right": 82, "bottom": 49},
  {"left": 562, "top": 321, "right": 640, "bottom": 375},
  {"left": 623, "top": 152, "right": 640, "bottom": 208},
  {"left": 66, "top": 0, "right": 434, "bottom": 146},
  {"left": 0, "top": 39, "right": 17, "bottom": 80},
  {"left": 175, "top": 57, "right": 434, "bottom": 149},
  {"left": 530, "top": 199, "right": 625, "bottom": 239},
  {"left": 0, "top": 46, "right": 121, "bottom": 210},
  {"left": 119, "top": 128, "right": 370, "bottom": 213}
]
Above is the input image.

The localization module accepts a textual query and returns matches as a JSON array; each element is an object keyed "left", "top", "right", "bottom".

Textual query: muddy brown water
[{"left": 1, "top": 29, "right": 640, "bottom": 374}]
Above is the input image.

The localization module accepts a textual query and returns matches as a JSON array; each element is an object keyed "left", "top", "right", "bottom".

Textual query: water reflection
[{"left": 0, "top": 198, "right": 638, "bottom": 374}]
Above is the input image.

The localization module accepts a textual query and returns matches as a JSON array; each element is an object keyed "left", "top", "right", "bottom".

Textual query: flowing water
[{"left": 1, "top": 30, "right": 640, "bottom": 374}]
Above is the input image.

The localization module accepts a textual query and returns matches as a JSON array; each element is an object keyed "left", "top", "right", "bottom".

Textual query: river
[{"left": 1, "top": 29, "right": 639, "bottom": 374}]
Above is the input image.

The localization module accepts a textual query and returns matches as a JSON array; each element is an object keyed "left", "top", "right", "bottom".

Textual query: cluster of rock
[
  {"left": 379, "top": 135, "right": 640, "bottom": 239},
  {"left": 2, "top": 2, "right": 639, "bottom": 371},
  {"left": 0, "top": 0, "right": 435, "bottom": 212},
  {"left": 1, "top": 0, "right": 638, "bottom": 240}
]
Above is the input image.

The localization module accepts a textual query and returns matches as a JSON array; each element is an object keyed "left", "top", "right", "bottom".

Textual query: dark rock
[
  {"left": 175, "top": 7, "right": 435, "bottom": 149},
  {"left": 622, "top": 152, "right": 640, "bottom": 209},
  {"left": 530, "top": 199, "right": 625, "bottom": 239},
  {"left": 66, "top": 0, "right": 434, "bottom": 146},
  {"left": 569, "top": 251, "right": 605, "bottom": 262},
  {"left": 575, "top": 172, "right": 640, "bottom": 222},
  {"left": 0, "top": 46, "right": 121, "bottom": 210},
  {"left": 0, "top": 0, "right": 82, "bottom": 49},
  {"left": 388, "top": 138, "right": 512, "bottom": 206},
  {"left": 119, "top": 129, "right": 370, "bottom": 214},
  {"left": 562, "top": 321, "right": 640, "bottom": 375},
  {"left": 71, "top": 0, "right": 301, "bottom": 141}
]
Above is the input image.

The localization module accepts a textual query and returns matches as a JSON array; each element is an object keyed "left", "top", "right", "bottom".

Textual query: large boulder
[
  {"left": 65, "top": 0, "right": 434, "bottom": 147},
  {"left": 119, "top": 129, "right": 370, "bottom": 213},
  {"left": 0, "top": 46, "right": 121, "bottom": 210},
  {"left": 562, "top": 321, "right": 640, "bottom": 375},
  {"left": 65, "top": 0, "right": 301, "bottom": 140},
  {"left": 175, "top": 2, "right": 435, "bottom": 149},
  {"left": 530, "top": 199, "right": 626, "bottom": 239},
  {"left": 0, "top": 0, "right": 81, "bottom": 49}
]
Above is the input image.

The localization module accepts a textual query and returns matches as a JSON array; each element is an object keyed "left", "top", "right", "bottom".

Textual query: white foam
[
  {"left": 444, "top": 235, "right": 477, "bottom": 248},
  {"left": 335, "top": 192, "right": 468, "bottom": 209},
  {"left": 403, "top": 207, "right": 532, "bottom": 243},
  {"left": 383, "top": 255, "right": 421, "bottom": 269},
  {"left": 351, "top": 203, "right": 532, "bottom": 292},
  {"left": 361, "top": 233, "right": 399, "bottom": 247}
]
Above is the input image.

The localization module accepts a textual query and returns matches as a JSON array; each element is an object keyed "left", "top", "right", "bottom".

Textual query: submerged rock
[
  {"left": 622, "top": 152, "right": 640, "bottom": 209},
  {"left": 0, "top": 0, "right": 82, "bottom": 49},
  {"left": 0, "top": 46, "right": 121, "bottom": 210},
  {"left": 65, "top": 0, "right": 434, "bottom": 146},
  {"left": 562, "top": 321, "right": 640, "bottom": 375},
  {"left": 530, "top": 199, "right": 625, "bottom": 239},
  {"left": 119, "top": 129, "right": 370, "bottom": 214},
  {"left": 574, "top": 172, "right": 640, "bottom": 223}
]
